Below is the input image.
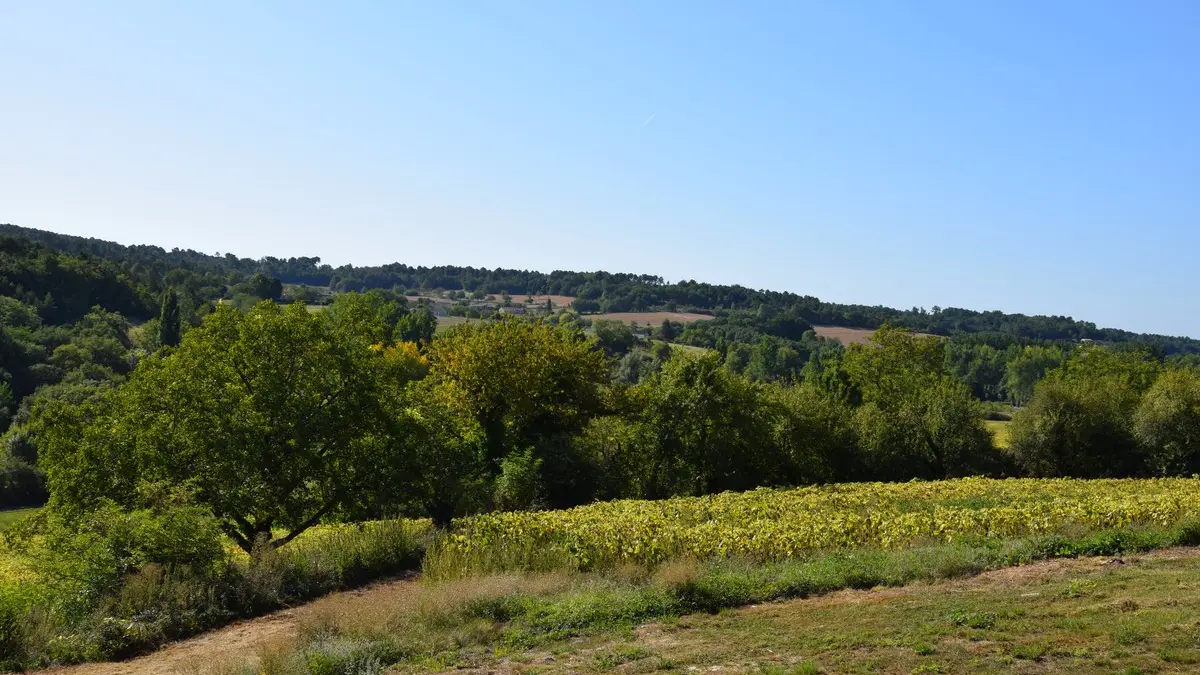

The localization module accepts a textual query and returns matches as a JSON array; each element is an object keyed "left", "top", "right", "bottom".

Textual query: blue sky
[{"left": 3, "top": 1, "right": 1199, "bottom": 336}]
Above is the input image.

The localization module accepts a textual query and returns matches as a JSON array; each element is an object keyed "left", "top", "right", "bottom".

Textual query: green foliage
[
  {"left": 1009, "top": 346, "right": 1160, "bottom": 477},
  {"left": 765, "top": 382, "right": 856, "bottom": 484},
  {"left": 628, "top": 351, "right": 776, "bottom": 497},
  {"left": 13, "top": 499, "right": 226, "bottom": 619},
  {"left": 242, "top": 273, "right": 283, "bottom": 301},
  {"left": 591, "top": 319, "right": 637, "bottom": 356},
  {"left": 157, "top": 289, "right": 181, "bottom": 348},
  {"left": 1133, "top": 367, "right": 1200, "bottom": 475},
  {"left": 36, "top": 303, "right": 409, "bottom": 553},
  {"left": 493, "top": 449, "right": 544, "bottom": 512},
  {"left": 0, "top": 515, "right": 428, "bottom": 668},
  {"left": 394, "top": 306, "right": 437, "bottom": 344},
  {"left": 658, "top": 318, "right": 678, "bottom": 341},
  {"left": 844, "top": 327, "right": 997, "bottom": 479},
  {"left": 425, "top": 319, "right": 609, "bottom": 510},
  {"left": 323, "top": 290, "right": 408, "bottom": 344},
  {"left": 1003, "top": 345, "right": 1065, "bottom": 405},
  {"left": 0, "top": 457, "right": 47, "bottom": 509}
]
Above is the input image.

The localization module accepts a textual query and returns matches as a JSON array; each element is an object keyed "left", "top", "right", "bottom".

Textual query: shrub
[
  {"left": 19, "top": 500, "right": 226, "bottom": 620},
  {"left": 1134, "top": 368, "right": 1200, "bottom": 475},
  {"left": 493, "top": 449, "right": 544, "bottom": 512}
]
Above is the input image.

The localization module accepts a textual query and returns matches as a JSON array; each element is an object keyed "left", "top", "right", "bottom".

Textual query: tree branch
[{"left": 269, "top": 497, "right": 341, "bottom": 550}]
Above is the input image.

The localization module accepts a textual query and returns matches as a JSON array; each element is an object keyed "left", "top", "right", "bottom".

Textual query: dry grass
[
  {"left": 409, "top": 294, "right": 576, "bottom": 308},
  {"left": 591, "top": 312, "right": 714, "bottom": 327},
  {"left": 505, "top": 294, "right": 576, "bottom": 307},
  {"left": 813, "top": 325, "right": 939, "bottom": 345},
  {"left": 812, "top": 325, "right": 879, "bottom": 345}
]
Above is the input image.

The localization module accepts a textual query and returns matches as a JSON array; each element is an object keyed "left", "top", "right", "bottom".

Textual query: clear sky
[{"left": 3, "top": 1, "right": 1199, "bottom": 336}]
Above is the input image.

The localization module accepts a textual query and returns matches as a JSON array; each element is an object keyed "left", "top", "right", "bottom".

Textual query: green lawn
[
  {"left": 985, "top": 419, "right": 1012, "bottom": 448},
  {"left": 0, "top": 508, "right": 37, "bottom": 531}
]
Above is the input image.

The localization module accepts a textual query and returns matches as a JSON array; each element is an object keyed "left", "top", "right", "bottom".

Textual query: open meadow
[
  {"left": 812, "top": 325, "right": 878, "bottom": 345},
  {"left": 408, "top": 293, "right": 577, "bottom": 308},
  {"left": 812, "top": 325, "right": 940, "bottom": 345}
]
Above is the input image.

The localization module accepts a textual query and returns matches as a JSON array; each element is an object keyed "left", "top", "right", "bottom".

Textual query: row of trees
[
  {"left": 1009, "top": 346, "right": 1200, "bottom": 478},
  {"left": 26, "top": 293, "right": 1199, "bottom": 557},
  {"left": 6, "top": 223, "right": 1199, "bottom": 354}
]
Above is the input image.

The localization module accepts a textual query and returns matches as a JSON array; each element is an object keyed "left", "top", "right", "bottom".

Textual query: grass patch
[
  {"left": 984, "top": 419, "right": 1011, "bottom": 448},
  {"left": 0, "top": 509, "right": 37, "bottom": 532},
  {"left": 226, "top": 520, "right": 1200, "bottom": 673}
]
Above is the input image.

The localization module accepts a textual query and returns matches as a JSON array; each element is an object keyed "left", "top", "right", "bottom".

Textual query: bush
[
  {"left": 20, "top": 500, "right": 227, "bottom": 619},
  {"left": 1009, "top": 378, "right": 1144, "bottom": 477},
  {"left": 0, "top": 590, "right": 27, "bottom": 672},
  {"left": 493, "top": 450, "right": 544, "bottom": 512},
  {"left": 1134, "top": 368, "right": 1200, "bottom": 475}
]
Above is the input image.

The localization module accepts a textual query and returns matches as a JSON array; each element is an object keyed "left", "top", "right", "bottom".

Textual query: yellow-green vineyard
[{"left": 438, "top": 478, "right": 1200, "bottom": 571}]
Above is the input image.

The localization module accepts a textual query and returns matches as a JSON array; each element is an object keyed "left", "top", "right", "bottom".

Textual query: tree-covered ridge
[{"left": 4, "top": 223, "right": 1198, "bottom": 354}]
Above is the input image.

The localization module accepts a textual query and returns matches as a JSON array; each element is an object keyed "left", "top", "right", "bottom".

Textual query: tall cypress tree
[{"left": 158, "top": 289, "right": 182, "bottom": 348}]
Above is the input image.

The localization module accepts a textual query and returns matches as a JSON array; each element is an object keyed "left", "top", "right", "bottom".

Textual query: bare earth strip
[{"left": 39, "top": 549, "right": 1200, "bottom": 675}]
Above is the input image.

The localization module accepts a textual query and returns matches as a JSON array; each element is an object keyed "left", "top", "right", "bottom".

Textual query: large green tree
[
  {"left": 843, "top": 326, "right": 996, "bottom": 478},
  {"left": 37, "top": 302, "right": 413, "bottom": 553},
  {"left": 424, "top": 319, "right": 608, "bottom": 510},
  {"left": 396, "top": 307, "right": 437, "bottom": 344},
  {"left": 1003, "top": 345, "right": 1065, "bottom": 405},
  {"left": 1008, "top": 346, "right": 1160, "bottom": 477},
  {"left": 1133, "top": 367, "right": 1200, "bottom": 476},
  {"left": 630, "top": 351, "right": 774, "bottom": 497}
]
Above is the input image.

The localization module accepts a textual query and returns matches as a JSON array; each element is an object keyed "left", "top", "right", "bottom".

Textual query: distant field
[
  {"left": 507, "top": 294, "right": 576, "bottom": 307},
  {"left": 0, "top": 508, "right": 37, "bottom": 531},
  {"left": 591, "top": 312, "right": 714, "bottom": 327},
  {"left": 812, "top": 325, "right": 877, "bottom": 345},
  {"left": 647, "top": 339, "right": 709, "bottom": 355},
  {"left": 435, "top": 315, "right": 479, "bottom": 333},
  {"left": 409, "top": 294, "right": 576, "bottom": 308},
  {"left": 812, "top": 325, "right": 938, "bottom": 345},
  {"left": 985, "top": 419, "right": 1012, "bottom": 449}
]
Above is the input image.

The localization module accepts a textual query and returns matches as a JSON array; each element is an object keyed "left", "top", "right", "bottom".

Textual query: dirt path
[
  {"left": 38, "top": 548, "right": 1200, "bottom": 675},
  {"left": 40, "top": 576, "right": 420, "bottom": 675}
]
